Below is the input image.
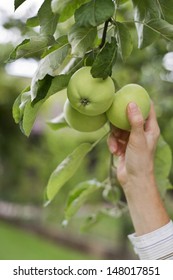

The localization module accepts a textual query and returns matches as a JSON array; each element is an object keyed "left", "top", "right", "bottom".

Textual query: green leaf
[
  {"left": 13, "top": 75, "right": 70, "bottom": 136},
  {"left": 8, "top": 36, "right": 55, "bottom": 61},
  {"left": 154, "top": 135, "right": 172, "bottom": 195},
  {"left": 47, "top": 113, "right": 69, "bottom": 130},
  {"left": 75, "top": 0, "right": 115, "bottom": 27},
  {"left": 9, "top": 39, "right": 29, "bottom": 60},
  {"left": 51, "top": 0, "right": 72, "bottom": 13},
  {"left": 18, "top": 56, "right": 84, "bottom": 136},
  {"left": 12, "top": 42, "right": 83, "bottom": 136},
  {"left": 132, "top": 0, "right": 160, "bottom": 48},
  {"left": 12, "top": 87, "right": 46, "bottom": 136},
  {"left": 147, "top": 18, "right": 173, "bottom": 42},
  {"left": 12, "top": 87, "right": 31, "bottom": 124},
  {"left": 157, "top": 0, "right": 173, "bottom": 24},
  {"left": 68, "top": 24, "right": 97, "bottom": 57},
  {"left": 119, "top": 0, "right": 129, "bottom": 3},
  {"left": 65, "top": 179, "right": 103, "bottom": 221},
  {"left": 36, "top": 42, "right": 70, "bottom": 79},
  {"left": 32, "top": 75, "right": 53, "bottom": 105},
  {"left": 26, "top": 16, "right": 39, "bottom": 28},
  {"left": 21, "top": 98, "right": 45, "bottom": 136},
  {"left": 52, "top": 0, "right": 89, "bottom": 22},
  {"left": 30, "top": 42, "right": 84, "bottom": 104},
  {"left": 38, "top": 0, "right": 59, "bottom": 36},
  {"left": 13, "top": 95, "right": 22, "bottom": 124},
  {"left": 42, "top": 35, "right": 69, "bottom": 57},
  {"left": 46, "top": 143, "right": 93, "bottom": 202},
  {"left": 24, "top": 74, "right": 70, "bottom": 136},
  {"left": 84, "top": 50, "right": 98, "bottom": 66},
  {"left": 116, "top": 22, "right": 133, "bottom": 61},
  {"left": 12, "top": 87, "right": 43, "bottom": 136},
  {"left": 91, "top": 37, "right": 117, "bottom": 79},
  {"left": 31, "top": 42, "right": 70, "bottom": 101},
  {"left": 46, "top": 74, "right": 71, "bottom": 96},
  {"left": 14, "top": 0, "right": 26, "bottom": 10}
]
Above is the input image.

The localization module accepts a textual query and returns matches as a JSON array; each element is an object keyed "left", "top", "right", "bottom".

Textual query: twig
[{"left": 99, "top": 19, "right": 111, "bottom": 49}]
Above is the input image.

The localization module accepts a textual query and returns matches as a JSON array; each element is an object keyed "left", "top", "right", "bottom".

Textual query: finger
[
  {"left": 116, "top": 140, "right": 128, "bottom": 156},
  {"left": 107, "top": 132, "right": 128, "bottom": 156},
  {"left": 127, "top": 102, "right": 144, "bottom": 134},
  {"left": 111, "top": 126, "right": 130, "bottom": 142},
  {"left": 144, "top": 102, "right": 160, "bottom": 137},
  {"left": 110, "top": 125, "right": 122, "bottom": 138},
  {"left": 107, "top": 133, "right": 118, "bottom": 154}
]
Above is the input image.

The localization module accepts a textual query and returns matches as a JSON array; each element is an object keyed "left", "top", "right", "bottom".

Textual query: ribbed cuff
[{"left": 128, "top": 220, "right": 173, "bottom": 259}]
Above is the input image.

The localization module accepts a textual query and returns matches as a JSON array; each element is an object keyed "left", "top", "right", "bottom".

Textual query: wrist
[
  {"left": 122, "top": 172, "right": 157, "bottom": 196},
  {"left": 122, "top": 175, "right": 170, "bottom": 236}
]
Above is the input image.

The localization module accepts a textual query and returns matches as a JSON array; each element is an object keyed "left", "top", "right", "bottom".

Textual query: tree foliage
[{"left": 9, "top": 0, "right": 173, "bottom": 226}]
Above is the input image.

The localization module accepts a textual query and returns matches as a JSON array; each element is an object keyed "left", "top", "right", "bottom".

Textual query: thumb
[{"left": 127, "top": 102, "right": 144, "bottom": 133}]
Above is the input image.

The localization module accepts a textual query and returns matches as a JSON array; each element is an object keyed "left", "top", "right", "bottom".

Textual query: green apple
[
  {"left": 64, "top": 99, "right": 107, "bottom": 132},
  {"left": 67, "top": 66, "right": 115, "bottom": 116},
  {"left": 106, "top": 84, "right": 151, "bottom": 131}
]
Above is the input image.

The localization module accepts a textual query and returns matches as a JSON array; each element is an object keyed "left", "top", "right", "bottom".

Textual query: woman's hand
[
  {"left": 107, "top": 102, "right": 160, "bottom": 191},
  {"left": 107, "top": 102, "right": 169, "bottom": 235}
]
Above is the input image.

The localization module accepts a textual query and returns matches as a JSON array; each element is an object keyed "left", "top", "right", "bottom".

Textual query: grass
[{"left": 0, "top": 221, "right": 94, "bottom": 260}]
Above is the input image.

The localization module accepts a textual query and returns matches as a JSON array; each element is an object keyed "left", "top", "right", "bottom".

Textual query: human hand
[
  {"left": 107, "top": 102, "right": 160, "bottom": 191},
  {"left": 107, "top": 102, "right": 170, "bottom": 235}
]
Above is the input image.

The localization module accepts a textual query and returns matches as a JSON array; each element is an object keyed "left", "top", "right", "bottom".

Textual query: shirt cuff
[{"left": 128, "top": 220, "right": 173, "bottom": 259}]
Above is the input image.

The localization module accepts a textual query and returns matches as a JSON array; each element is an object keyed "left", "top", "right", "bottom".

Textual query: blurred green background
[{"left": 0, "top": 1, "right": 173, "bottom": 260}]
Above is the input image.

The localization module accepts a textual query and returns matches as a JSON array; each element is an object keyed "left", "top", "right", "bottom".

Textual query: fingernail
[{"left": 128, "top": 102, "right": 138, "bottom": 113}]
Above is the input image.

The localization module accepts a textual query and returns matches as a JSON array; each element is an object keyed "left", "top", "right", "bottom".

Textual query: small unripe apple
[
  {"left": 64, "top": 99, "right": 107, "bottom": 132},
  {"left": 106, "top": 84, "right": 151, "bottom": 131},
  {"left": 67, "top": 66, "right": 115, "bottom": 116}
]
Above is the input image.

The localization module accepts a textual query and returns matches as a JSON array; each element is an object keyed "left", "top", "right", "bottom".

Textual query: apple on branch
[
  {"left": 64, "top": 99, "right": 107, "bottom": 132},
  {"left": 106, "top": 83, "right": 151, "bottom": 131},
  {"left": 67, "top": 66, "right": 115, "bottom": 116}
]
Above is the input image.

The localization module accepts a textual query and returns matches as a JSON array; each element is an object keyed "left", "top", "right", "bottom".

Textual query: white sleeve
[{"left": 128, "top": 220, "right": 173, "bottom": 260}]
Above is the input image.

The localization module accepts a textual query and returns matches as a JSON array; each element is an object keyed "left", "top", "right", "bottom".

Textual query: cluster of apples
[{"left": 64, "top": 67, "right": 151, "bottom": 132}]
